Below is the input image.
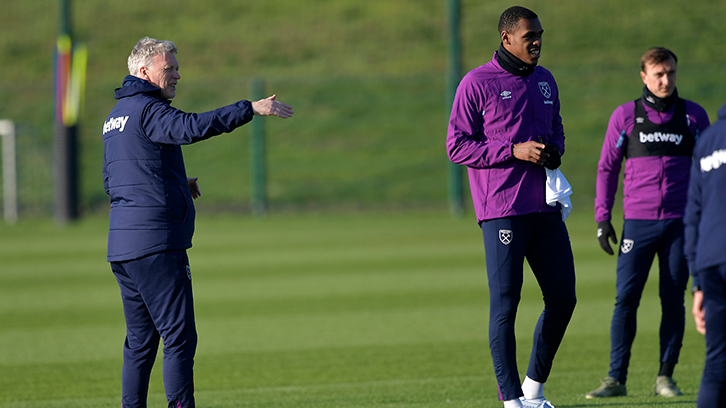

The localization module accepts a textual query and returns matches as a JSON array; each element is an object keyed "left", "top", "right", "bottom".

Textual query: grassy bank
[{"left": 2, "top": 0, "right": 726, "bottom": 216}]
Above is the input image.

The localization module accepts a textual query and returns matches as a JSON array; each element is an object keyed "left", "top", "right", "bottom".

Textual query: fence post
[
  {"left": 0, "top": 120, "right": 18, "bottom": 224},
  {"left": 249, "top": 78, "right": 266, "bottom": 216}
]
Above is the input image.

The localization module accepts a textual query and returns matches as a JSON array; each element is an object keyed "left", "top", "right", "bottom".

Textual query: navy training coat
[{"left": 103, "top": 75, "right": 254, "bottom": 262}]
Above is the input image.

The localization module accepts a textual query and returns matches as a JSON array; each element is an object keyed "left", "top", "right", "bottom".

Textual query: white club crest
[
  {"left": 538, "top": 82, "right": 551, "bottom": 99},
  {"left": 621, "top": 239, "right": 634, "bottom": 254},
  {"left": 499, "top": 229, "right": 513, "bottom": 245}
]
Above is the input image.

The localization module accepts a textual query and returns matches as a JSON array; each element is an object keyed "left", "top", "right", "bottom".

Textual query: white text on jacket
[
  {"left": 639, "top": 131, "right": 683, "bottom": 146},
  {"left": 103, "top": 116, "right": 129, "bottom": 135},
  {"left": 701, "top": 149, "right": 726, "bottom": 173}
]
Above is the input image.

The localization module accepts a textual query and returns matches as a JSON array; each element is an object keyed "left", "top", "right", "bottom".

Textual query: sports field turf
[{"left": 0, "top": 210, "right": 705, "bottom": 407}]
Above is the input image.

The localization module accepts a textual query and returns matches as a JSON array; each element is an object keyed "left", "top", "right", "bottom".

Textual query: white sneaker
[
  {"left": 519, "top": 396, "right": 555, "bottom": 408},
  {"left": 654, "top": 375, "right": 683, "bottom": 397}
]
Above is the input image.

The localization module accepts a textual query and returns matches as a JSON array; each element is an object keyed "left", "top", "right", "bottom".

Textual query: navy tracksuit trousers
[
  {"left": 481, "top": 211, "right": 577, "bottom": 401},
  {"left": 608, "top": 219, "right": 689, "bottom": 384},
  {"left": 111, "top": 250, "right": 197, "bottom": 408},
  {"left": 696, "top": 263, "right": 726, "bottom": 408}
]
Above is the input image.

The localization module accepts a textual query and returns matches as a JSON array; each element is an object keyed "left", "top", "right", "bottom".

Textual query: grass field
[{"left": 0, "top": 210, "right": 705, "bottom": 407}]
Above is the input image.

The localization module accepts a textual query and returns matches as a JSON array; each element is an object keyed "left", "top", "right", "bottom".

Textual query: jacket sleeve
[
  {"left": 446, "top": 75, "right": 514, "bottom": 169},
  {"left": 595, "top": 104, "right": 629, "bottom": 223},
  {"left": 683, "top": 153, "right": 702, "bottom": 275},
  {"left": 549, "top": 80, "right": 565, "bottom": 155},
  {"left": 141, "top": 99, "right": 254, "bottom": 145},
  {"left": 687, "top": 101, "right": 711, "bottom": 135}
]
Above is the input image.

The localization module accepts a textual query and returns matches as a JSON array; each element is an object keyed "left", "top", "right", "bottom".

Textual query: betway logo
[
  {"left": 639, "top": 131, "right": 683, "bottom": 145},
  {"left": 700, "top": 149, "right": 726, "bottom": 173},
  {"left": 103, "top": 116, "right": 129, "bottom": 135}
]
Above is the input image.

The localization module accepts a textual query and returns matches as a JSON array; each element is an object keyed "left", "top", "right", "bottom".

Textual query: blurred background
[{"left": 2, "top": 0, "right": 726, "bottom": 220}]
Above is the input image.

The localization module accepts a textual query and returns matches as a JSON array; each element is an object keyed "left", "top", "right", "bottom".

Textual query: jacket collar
[
  {"left": 114, "top": 75, "right": 164, "bottom": 100},
  {"left": 642, "top": 86, "right": 679, "bottom": 113},
  {"left": 495, "top": 44, "right": 535, "bottom": 77}
]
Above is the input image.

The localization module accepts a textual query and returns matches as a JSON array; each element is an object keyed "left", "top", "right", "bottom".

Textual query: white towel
[{"left": 545, "top": 168, "right": 573, "bottom": 221}]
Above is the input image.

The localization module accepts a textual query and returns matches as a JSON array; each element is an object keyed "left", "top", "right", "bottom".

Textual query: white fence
[
  {"left": 0, "top": 120, "right": 17, "bottom": 224},
  {"left": 0, "top": 119, "right": 71, "bottom": 222}
]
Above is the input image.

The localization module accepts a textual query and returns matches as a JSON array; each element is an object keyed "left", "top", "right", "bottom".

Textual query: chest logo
[
  {"left": 538, "top": 82, "right": 551, "bottom": 99},
  {"left": 500, "top": 91, "right": 512, "bottom": 100},
  {"left": 499, "top": 229, "right": 513, "bottom": 245}
]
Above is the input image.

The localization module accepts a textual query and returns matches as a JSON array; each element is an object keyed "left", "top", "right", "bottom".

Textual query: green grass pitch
[{"left": 0, "top": 210, "right": 705, "bottom": 407}]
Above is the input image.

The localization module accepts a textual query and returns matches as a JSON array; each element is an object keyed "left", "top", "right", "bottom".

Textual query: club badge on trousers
[{"left": 499, "top": 229, "right": 513, "bottom": 245}]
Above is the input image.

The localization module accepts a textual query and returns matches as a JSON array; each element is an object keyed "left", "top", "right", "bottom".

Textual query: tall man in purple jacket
[
  {"left": 587, "top": 47, "right": 710, "bottom": 399},
  {"left": 103, "top": 37, "right": 293, "bottom": 408},
  {"left": 447, "top": 7, "right": 576, "bottom": 408}
]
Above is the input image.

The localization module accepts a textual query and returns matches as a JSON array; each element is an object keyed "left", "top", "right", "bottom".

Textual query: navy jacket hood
[{"left": 115, "top": 75, "right": 164, "bottom": 100}]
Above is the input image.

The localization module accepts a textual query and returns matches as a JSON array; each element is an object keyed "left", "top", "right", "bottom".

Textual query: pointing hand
[{"left": 251, "top": 95, "right": 294, "bottom": 118}]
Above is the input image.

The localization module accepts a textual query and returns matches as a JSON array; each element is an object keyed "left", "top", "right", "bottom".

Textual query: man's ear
[
  {"left": 139, "top": 66, "right": 149, "bottom": 81},
  {"left": 501, "top": 31, "right": 510, "bottom": 45}
]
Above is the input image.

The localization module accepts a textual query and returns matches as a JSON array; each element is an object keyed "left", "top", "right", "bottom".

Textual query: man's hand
[
  {"left": 597, "top": 221, "right": 618, "bottom": 255},
  {"left": 536, "top": 137, "right": 561, "bottom": 170},
  {"left": 187, "top": 177, "right": 201, "bottom": 199},
  {"left": 512, "top": 141, "right": 548, "bottom": 165},
  {"left": 693, "top": 289, "right": 706, "bottom": 335},
  {"left": 251, "top": 94, "right": 294, "bottom": 118}
]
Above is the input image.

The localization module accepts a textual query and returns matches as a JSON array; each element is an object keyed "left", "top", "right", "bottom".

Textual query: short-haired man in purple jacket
[
  {"left": 103, "top": 37, "right": 293, "bottom": 408},
  {"left": 587, "top": 47, "right": 710, "bottom": 399},
  {"left": 447, "top": 6, "right": 576, "bottom": 408}
]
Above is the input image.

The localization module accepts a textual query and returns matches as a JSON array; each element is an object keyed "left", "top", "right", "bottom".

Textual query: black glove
[
  {"left": 537, "top": 137, "right": 561, "bottom": 170},
  {"left": 597, "top": 221, "right": 618, "bottom": 255},
  {"left": 542, "top": 143, "right": 561, "bottom": 170}
]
